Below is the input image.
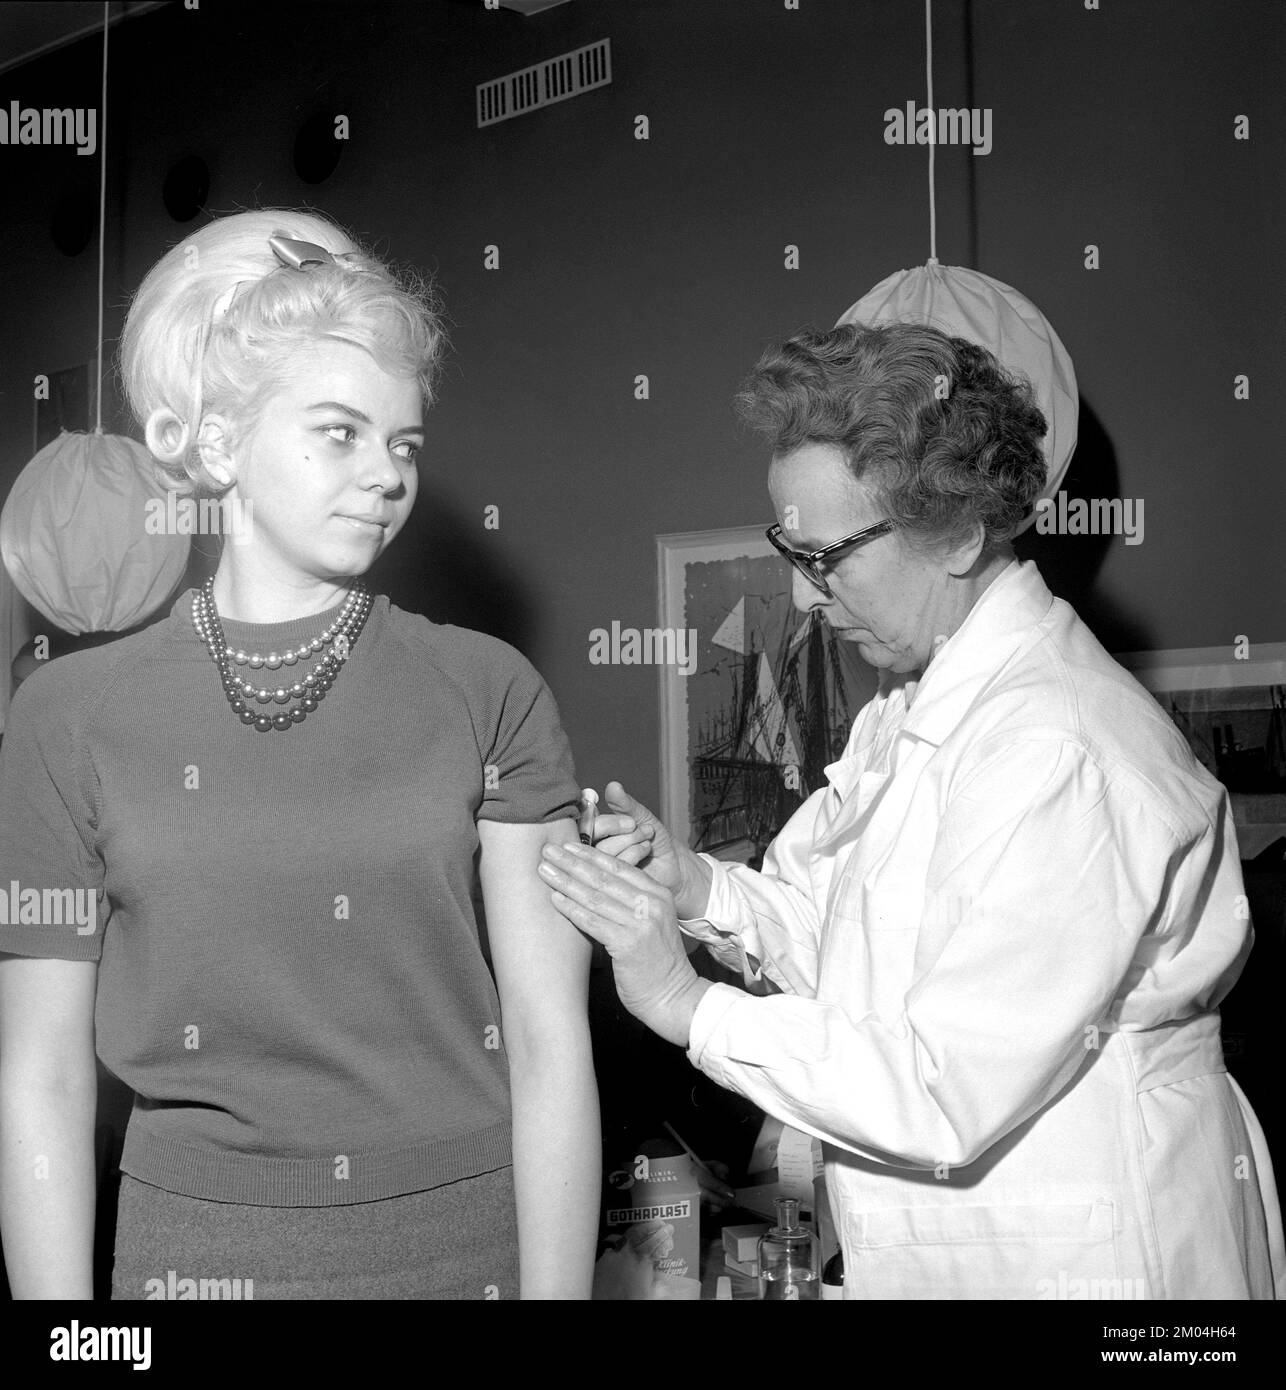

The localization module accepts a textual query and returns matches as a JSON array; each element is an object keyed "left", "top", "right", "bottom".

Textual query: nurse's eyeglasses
[{"left": 766, "top": 519, "right": 895, "bottom": 600}]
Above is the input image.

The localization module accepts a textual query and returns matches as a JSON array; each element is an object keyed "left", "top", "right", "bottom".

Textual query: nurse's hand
[
  {"left": 539, "top": 841, "right": 712, "bottom": 1048},
  {"left": 590, "top": 782, "right": 713, "bottom": 921}
]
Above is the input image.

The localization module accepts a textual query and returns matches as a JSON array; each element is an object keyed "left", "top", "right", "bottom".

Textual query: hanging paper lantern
[
  {"left": 836, "top": 262, "right": 1078, "bottom": 532},
  {"left": 1, "top": 431, "right": 190, "bottom": 635}
]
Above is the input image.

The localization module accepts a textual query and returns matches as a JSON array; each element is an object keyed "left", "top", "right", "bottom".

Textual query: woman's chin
[{"left": 847, "top": 635, "right": 906, "bottom": 671}]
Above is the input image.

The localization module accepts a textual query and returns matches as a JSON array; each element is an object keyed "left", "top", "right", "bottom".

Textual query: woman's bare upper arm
[
  {"left": 476, "top": 818, "right": 590, "bottom": 1053},
  {"left": 0, "top": 955, "right": 97, "bottom": 1083}
]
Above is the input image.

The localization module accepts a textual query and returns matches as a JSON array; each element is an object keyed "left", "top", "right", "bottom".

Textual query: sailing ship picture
[{"left": 658, "top": 528, "right": 878, "bottom": 866}]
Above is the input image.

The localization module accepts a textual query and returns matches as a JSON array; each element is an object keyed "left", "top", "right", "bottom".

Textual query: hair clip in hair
[
  {"left": 268, "top": 235, "right": 344, "bottom": 270},
  {"left": 210, "top": 281, "right": 246, "bottom": 321}
]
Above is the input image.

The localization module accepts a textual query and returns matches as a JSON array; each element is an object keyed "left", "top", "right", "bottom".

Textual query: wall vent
[{"left": 477, "top": 38, "right": 612, "bottom": 128}]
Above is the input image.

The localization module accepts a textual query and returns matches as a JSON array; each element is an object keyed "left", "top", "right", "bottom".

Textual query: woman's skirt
[{"left": 111, "top": 1165, "right": 519, "bottom": 1300}]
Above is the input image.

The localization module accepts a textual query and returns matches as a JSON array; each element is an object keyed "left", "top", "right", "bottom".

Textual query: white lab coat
[{"left": 682, "top": 559, "right": 1284, "bottom": 1299}]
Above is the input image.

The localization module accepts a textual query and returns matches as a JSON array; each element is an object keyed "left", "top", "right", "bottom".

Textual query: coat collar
[
  {"left": 895, "top": 558, "right": 1055, "bottom": 747},
  {"left": 823, "top": 560, "right": 1056, "bottom": 796}
]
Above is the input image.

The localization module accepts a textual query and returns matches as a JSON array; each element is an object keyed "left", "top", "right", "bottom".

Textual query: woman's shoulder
[
  {"left": 7, "top": 612, "right": 183, "bottom": 731},
  {"left": 381, "top": 602, "right": 544, "bottom": 687},
  {"left": 967, "top": 605, "right": 1225, "bottom": 827}
]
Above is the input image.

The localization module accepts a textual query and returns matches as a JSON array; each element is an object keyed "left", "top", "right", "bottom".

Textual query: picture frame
[{"left": 656, "top": 525, "right": 879, "bottom": 863}]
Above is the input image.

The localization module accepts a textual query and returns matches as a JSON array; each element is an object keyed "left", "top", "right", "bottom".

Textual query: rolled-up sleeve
[
  {"left": 686, "top": 736, "right": 1202, "bottom": 1169},
  {"left": 678, "top": 784, "right": 830, "bottom": 996}
]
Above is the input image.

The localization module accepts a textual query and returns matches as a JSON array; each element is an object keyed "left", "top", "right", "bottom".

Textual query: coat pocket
[{"left": 845, "top": 1200, "right": 1120, "bottom": 1300}]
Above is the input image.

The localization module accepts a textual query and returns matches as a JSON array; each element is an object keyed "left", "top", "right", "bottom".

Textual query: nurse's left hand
[{"left": 539, "top": 842, "right": 712, "bottom": 1048}]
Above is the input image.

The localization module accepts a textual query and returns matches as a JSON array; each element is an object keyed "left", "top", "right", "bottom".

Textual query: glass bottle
[{"left": 757, "top": 1197, "right": 819, "bottom": 1300}]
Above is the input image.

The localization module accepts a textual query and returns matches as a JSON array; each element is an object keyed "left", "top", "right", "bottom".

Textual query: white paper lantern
[
  {"left": 836, "top": 262, "right": 1078, "bottom": 532},
  {"left": 1, "top": 431, "right": 190, "bottom": 634}
]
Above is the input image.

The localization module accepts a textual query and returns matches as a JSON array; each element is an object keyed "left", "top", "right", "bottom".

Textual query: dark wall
[{"left": 1, "top": 0, "right": 1282, "bottom": 807}]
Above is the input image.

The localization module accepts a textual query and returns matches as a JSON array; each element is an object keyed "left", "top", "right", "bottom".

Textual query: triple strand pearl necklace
[{"left": 191, "top": 577, "right": 373, "bottom": 732}]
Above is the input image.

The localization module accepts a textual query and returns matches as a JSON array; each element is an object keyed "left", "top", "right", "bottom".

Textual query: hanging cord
[
  {"left": 925, "top": 0, "right": 937, "bottom": 265},
  {"left": 94, "top": 1, "right": 109, "bottom": 434}
]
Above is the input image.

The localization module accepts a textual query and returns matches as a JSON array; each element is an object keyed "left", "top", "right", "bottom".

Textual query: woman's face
[
  {"left": 768, "top": 441, "right": 970, "bottom": 676},
  {"left": 217, "top": 338, "right": 423, "bottom": 593}
]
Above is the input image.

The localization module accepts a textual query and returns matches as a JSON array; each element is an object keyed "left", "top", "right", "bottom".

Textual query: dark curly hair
[{"left": 734, "top": 322, "right": 1048, "bottom": 554}]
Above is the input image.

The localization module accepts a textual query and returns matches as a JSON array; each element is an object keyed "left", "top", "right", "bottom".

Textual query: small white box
[
  {"left": 724, "top": 1251, "right": 760, "bottom": 1279},
  {"left": 723, "top": 1222, "right": 771, "bottom": 1265}
]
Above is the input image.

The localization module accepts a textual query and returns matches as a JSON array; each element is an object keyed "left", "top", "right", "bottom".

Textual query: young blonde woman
[{"left": 0, "top": 209, "right": 599, "bottom": 1299}]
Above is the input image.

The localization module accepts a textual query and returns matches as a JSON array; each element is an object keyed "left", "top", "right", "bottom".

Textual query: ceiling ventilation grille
[{"left": 476, "top": 38, "right": 612, "bottom": 128}]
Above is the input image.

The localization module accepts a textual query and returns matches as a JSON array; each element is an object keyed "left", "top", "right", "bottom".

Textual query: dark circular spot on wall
[
  {"left": 51, "top": 184, "right": 96, "bottom": 256},
  {"left": 162, "top": 155, "right": 210, "bottom": 222},
  {"left": 293, "top": 111, "right": 343, "bottom": 184}
]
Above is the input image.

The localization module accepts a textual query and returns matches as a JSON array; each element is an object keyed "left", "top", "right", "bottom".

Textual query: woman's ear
[
  {"left": 945, "top": 520, "right": 989, "bottom": 577},
  {"left": 196, "top": 414, "right": 236, "bottom": 491}
]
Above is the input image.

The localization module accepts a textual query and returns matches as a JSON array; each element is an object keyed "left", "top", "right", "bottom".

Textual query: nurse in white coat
[{"left": 540, "top": 321, "right": 1284, "bottom": 1300}]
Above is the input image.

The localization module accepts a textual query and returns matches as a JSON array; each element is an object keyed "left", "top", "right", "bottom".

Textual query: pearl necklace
[{"left": 191, "top": 578, "right": 372, "bottom": 732}]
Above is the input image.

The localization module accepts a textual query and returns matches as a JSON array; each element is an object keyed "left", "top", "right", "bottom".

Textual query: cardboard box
[
  {"left": 596, "top": 1154, "right": 701, "bottom": 1299},
  {"left": 736, "top": 1121, "right": 825, "bottom": 1226},
  {"left": 733, "top": 1177, "right": 816, "bottom": 1227},
  {"left": 723, "top": 1222, "right": 771, "bottom": 1265}
]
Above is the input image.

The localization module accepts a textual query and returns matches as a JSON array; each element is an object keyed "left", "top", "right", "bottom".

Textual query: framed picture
[
  {"left": 1115, "top": 642, "right": 1286, "bottom": 857},
  {"left": 657, "top": 525, "right": 878, "bottom": 865}
]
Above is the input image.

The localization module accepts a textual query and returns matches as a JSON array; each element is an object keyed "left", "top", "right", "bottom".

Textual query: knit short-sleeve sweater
[{"left": 0, "top": 588, "right": 580, "bottom": 1205}]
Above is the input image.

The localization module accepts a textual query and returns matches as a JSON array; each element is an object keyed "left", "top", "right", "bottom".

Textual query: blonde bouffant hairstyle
[{"left": 119, "top": 208, "right": 445, "bottom": 497}]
